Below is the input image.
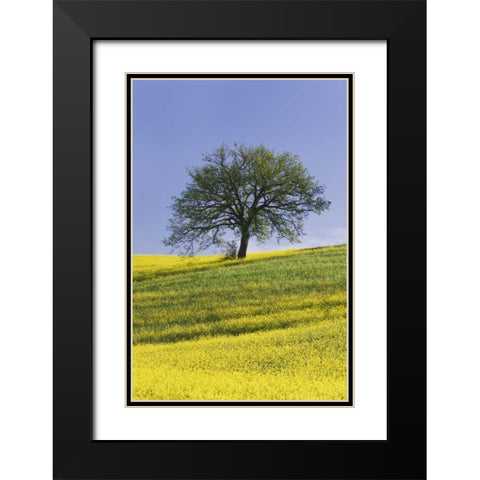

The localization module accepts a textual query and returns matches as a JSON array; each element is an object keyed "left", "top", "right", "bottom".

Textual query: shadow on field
[{"left": 135, "top": 245, "right": 344, "bottom": 282}]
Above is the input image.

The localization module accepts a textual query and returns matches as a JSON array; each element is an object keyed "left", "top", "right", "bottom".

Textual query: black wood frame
[{"left": 53, "top": 1, "right": 426, "bottom": 478}]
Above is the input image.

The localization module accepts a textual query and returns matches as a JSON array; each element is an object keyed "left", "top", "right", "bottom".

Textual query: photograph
[{"left": 128, "top": 75, "right": 352, "bottom": 403}]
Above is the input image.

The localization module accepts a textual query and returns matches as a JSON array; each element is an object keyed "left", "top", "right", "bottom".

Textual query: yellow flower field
[{"left": 132, "top": 245, "right": 348, "bottom": 401}]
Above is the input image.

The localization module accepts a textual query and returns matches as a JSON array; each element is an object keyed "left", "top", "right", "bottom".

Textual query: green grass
[{"left": 132, "top": 245, "right": 348, "bottom": 401}]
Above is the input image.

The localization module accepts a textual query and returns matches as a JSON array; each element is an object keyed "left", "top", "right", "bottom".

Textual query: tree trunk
[{"left": 237, "top": 233, "right": 249, "bottom": 259}]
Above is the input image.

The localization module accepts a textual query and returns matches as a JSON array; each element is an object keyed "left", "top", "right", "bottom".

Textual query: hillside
[{"left": 132, "top": 245, "right": 348, "bottom": 401}]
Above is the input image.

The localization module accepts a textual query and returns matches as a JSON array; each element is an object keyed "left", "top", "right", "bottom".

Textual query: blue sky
[{"left": 132, "top": 79, "right": 347, "bottom": 254}]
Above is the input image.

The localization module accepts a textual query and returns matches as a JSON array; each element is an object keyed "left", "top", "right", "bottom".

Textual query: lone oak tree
[{"left": 163, "top": 144, "right": 331, "bottom": 259}]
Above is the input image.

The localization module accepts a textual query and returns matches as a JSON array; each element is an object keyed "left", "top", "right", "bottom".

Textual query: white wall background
[{"left": 0, "top": 0, "right": 479, "bottom": 478}]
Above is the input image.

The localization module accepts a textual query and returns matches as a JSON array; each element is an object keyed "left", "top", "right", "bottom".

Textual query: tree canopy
[{"left": 163, "top": 143, "right": 331, "bottom": 258}]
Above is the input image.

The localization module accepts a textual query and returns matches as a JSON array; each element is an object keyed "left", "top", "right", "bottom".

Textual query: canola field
[{"left": 132, "top": 245, "right": 348, "bottom": 401}]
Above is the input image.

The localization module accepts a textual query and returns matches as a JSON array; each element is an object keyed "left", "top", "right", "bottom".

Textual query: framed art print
[
  {"left": 94, "top": 41, "right": 386, "bottom": 441},
  {"left": 54, "top": 1, "right": 426, "bottom": 478}
]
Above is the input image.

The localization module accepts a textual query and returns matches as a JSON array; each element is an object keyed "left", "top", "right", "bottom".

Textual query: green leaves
[{"left": 163, "top": 143, "right": 331, "bottom": 257}]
